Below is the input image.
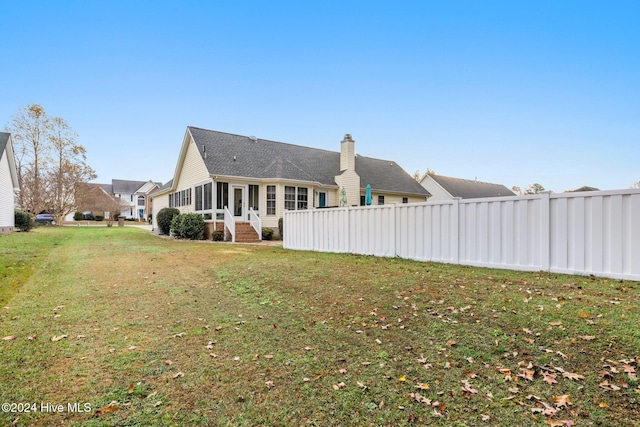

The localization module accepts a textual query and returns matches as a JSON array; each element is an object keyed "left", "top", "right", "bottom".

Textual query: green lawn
[{"left": 0, "top": 227, "right": 638, "bottom": 426}]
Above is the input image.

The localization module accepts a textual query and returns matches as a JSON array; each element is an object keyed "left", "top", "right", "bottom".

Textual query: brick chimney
[{"left": 340, "top": 134, "right": 355, "bottom": 171}]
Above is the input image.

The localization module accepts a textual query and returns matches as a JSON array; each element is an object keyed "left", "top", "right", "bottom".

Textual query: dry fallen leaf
[
  {"left": 127, "top": 384, "right": 134, "bottom": 394},
  {"left": 415, "top": 383, "right": 430, "bottom": 390},
  {"left": 599, "top": 380, "right": 621, "bottom": 391},
  {"left": 542, "top": 372, "right": 558, "bottom": 385},
  {"left": 578, "top": 335, "right": 595, "bottom": 340},
  {"left": 553, "top": 394, "right": 572, "bottom": 408},
  {"left": 51, "top": 334, "right": 68, "bottom": 342},
  {"left": 562, "top": 372, "right": 584, "bottom": 381},
  {"left": 461, "top": 381, "right": 478, "bottom": 394},
  {"left": 172, "top": 371, "right": 184, "bottom": 379},
  {"left": 94, "top": 405, "right": 119, "bottom": 416},
  {"left": 265, "top": 381, "right": 274, "bottom": 388},
  {"left": 519, "top": 369, "right": 535, "bottom": 381},
  {"left": 2, "top": 336, "right": 16, "bottom": 341}
]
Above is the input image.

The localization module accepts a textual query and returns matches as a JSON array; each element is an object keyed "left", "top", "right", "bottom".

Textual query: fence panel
[{"left": 283, "top": 189, "right": 640, "bottom": 281}]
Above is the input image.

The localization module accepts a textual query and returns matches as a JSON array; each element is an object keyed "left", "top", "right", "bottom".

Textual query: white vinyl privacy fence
[{"left": 283, "top": 189, "right": 640, "bottom": 281}]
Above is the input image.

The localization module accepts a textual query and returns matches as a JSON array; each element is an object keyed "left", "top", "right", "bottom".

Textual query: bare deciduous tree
[
  {"left": 6, "top": 104, "right": 51, "bottom": 215},
  {"left": 511, "top": 183, "right": 547, "bottom": 195},
  {"left": 46, "top": 117, "right": 96, "bottom": 224},
  {"left": 5, "top": 104, "right": 96, "bottom": 222},
  {"left": 413, "top": 168, "right": 435, "bottom": 182}
]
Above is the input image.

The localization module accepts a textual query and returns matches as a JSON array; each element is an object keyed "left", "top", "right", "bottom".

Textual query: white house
[
  {"left": 111, "top": 179, "right": 160, "bottom": 221},
  {"left": 151, "top": 127, "right": 430, "bottom": 241},
  {"left": 0, "top": 132, "right": 19, "bottom": 233},
  {"left": 420, "top": 173, "right": 514, "bottom": 202}
]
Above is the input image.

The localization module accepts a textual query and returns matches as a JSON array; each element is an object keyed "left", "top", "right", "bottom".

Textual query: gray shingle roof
[
  {"left": 154, "top": 179, "right": 173, "bottom": 194},
  {"left": 112, "top": 179, "right": 147, "bottom": 194},
  {"left": 188, "top": 127, "right": 429, "bottom": 197},
  {"left": 0, "top": 132, "right": 9, "bottom": 158},
  {"left": 427, "top": 173, "right": 515, "bottom": 199},
  {"left": 94, "top": 183, "right": 113, "bottom": 194},
  {"left": 569, "top": 186, "right": 600, "bottom": 192}
]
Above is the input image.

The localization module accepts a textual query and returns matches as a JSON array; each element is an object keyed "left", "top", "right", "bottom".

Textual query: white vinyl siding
[{"left": 0, "top": 151, "right": 15, "bottom": 232}]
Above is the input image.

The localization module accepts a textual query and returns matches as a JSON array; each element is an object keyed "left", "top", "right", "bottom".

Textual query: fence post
[
  {"left": 540, "top": 192, "right": 551, "bottom": 272},
  {"left": 452, "top": 198, "right": 460, "bottom": 264},
  {"left": 391, "top": 204, "right": 397, "bottom": 257}
]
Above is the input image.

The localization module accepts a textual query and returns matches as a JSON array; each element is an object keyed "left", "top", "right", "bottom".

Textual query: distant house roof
[
  {"left": 568, "top": 186, "right": 600, "bottom": 192},
  {"left": 112, "top": 179, "right": 148, "bottom": 194},
  {"left": 424, "top": 173, "right": 515, "bottom": 199},
  {"left": 188, "top": 127, "right": 429, "bottom": 196},
  {"left": 93, "top": 183, "right": 114, "bottom": 194},
  {"left": 151, "top": 179, "right": 173, "bottom": 196}
]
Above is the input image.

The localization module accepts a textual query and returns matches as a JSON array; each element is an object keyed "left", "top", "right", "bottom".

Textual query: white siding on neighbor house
[
  {"left": 0, "top": 151, "right": 15, "bottom": 232},
  {"left": 334, "top": 169, "right": 360, "bottom": 206},
  {"left": 419, "top": 175, "right": 453, "bottom": 201},
  {"left": 152, "top": 192, "right": 169, "bottom": 230},
  {"left": 284, "top": 190, "right": 640, "bottom": 282}
]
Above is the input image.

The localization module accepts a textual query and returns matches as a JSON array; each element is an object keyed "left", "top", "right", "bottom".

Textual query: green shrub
[
  {"left": 212, "top": 230, "right": 224, "bottom": 241},
  {"left": 95, "top": 215, "right": 104, "bottom": 221},
  {"left": 73, "top": 211, "right": 83, "bottom": 221},
  {"left": 278, "top": 217, "right": 283, "bottom": 239},
  {"left": 181, "top": 213, "right": 205, "bottom": 240},
  {"left": 84, "top": 213, "right": 95, "bottom": 220},
  {"left": 14, "top": 210, "right": 34, "bottom": 232},
  {"left": 170, "top": 214, "right": 184, "bottom": 237},
  {"left": 157, "top": 207, "right": 180, "bottom": 235},
  {"left": 262, "top": 227, "right": 274, "bottom": 240},
  {"left": 171, "top": 213, "right": 205, "bottom": 240}
]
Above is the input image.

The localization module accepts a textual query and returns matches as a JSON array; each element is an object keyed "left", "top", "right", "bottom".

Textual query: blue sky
[{"left": 1, "top": 1, "right": 638, "bottom": 192}]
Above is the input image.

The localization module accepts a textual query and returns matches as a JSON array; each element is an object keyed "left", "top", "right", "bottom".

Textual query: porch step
[{"left": 227, "top": 222, "right": 260, "bottom": 243}]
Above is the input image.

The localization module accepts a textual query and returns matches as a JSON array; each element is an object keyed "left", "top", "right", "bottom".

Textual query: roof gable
[{"left": 424, "top": 174, "right": 515, "bottom": 199}]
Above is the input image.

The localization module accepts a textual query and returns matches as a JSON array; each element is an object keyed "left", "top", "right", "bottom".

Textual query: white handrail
[
  {"left": 249, "top": 208, "right": 262, "bottom": 241},
  {"left": 224, "top": 207, "right": 235, "bottom": 243}
]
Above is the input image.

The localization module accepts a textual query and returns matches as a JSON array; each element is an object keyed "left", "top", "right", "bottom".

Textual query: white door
[{"left": 233, "top": 186, "right": 244, "bottom": 220}]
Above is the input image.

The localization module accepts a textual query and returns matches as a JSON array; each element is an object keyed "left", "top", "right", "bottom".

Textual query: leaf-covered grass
[{"left": 0, "top": 227, "right": 638, "bottom": 426}]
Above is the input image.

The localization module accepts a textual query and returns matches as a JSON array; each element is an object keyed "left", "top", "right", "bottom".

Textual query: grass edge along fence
[{"left": 284, "top": 189, "right": 640, "bottom": 282}]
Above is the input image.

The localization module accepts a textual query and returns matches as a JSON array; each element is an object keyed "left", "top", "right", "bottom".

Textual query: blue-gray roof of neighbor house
[
  {"left": 426, "top": 173, "right": 515, "bottom": 199},
  {"left": 0, "top": 132, "right": 10, "bottom": 157},
  {"left": 188, "top": 127, "right": 430, "bottom": 197}
]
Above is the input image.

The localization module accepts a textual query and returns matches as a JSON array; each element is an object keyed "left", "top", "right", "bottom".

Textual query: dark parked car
[{"left": 35, "top": 214, "right": 55, "bottom": 224}]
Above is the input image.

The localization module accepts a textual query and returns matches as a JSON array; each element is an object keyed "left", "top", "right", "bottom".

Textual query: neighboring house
[
  {"left": 71, "top": 179, "right": 160, "bottom": 221},
  {"left": 109, "top": 179, "right": 160, "bottom": 221},
  {"left": 152, "top": 127, "right": 430, "bottom": 240},
  {"left": 420, "top": 173, "right": 515, "bottom": 202},
  {"left": 0, "top": 132, "right": 19, "bottom": 233}
]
